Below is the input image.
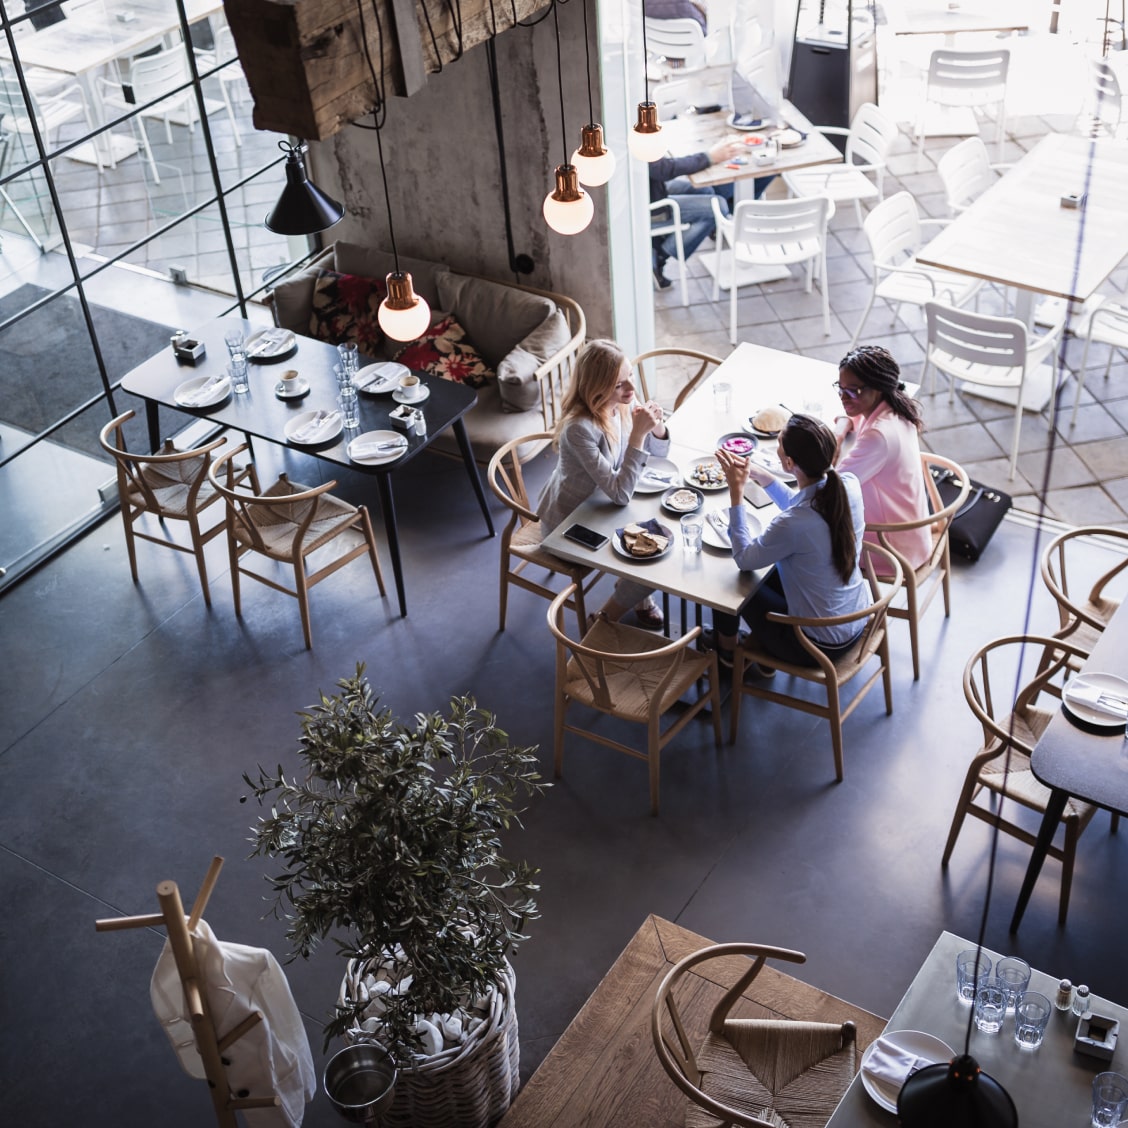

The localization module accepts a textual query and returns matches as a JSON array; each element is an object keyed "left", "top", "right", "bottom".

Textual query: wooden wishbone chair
[
  {"left": 1040, "top": 525, "right": 1128, "bottom": 656},
  {"left": 633, "top": 348, "right": 724, "bottom": 413}
]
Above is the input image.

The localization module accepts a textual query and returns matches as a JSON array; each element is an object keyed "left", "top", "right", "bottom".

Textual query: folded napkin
[
  {"left": 615, "top": 517, "right": 666, "bottom": 540},
  {"left": 247, "top": 328, "right": 291, "bottom": 356},
  {"left": 181, "top": 375, "right": 229, "bottom": 406},
  {"left": 356, "top": 369, "right": 392, "bottom": 391},
  {"left": 291, "top": 411, "right": 340, "bottom": 443},
  {"left": 1066, "top": 678, "right": 1128, "bottom": 718},
  {"left": 706, "top": 511, "right": 732, "bottom": 548},
  {"left": 863, "top": 1037, "right": 938, "bottom": 1088},
  {"left": 640, "top": 470, "right": 675, "bottom": 488},
  {"left": 351, "top": 438, "right": 407, "bottom": 459}
]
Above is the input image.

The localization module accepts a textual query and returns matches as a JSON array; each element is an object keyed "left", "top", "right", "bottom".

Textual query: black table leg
[
  {"left": 452, "top": 418, "right": 495, "bottom": 537},
  {"left": 144, "top": 398, "right": 160, "bottom": 453},
  {"left": 375, "top": 473, "right": 408, "bottom": 617},
  {"left": 1010, "top": 787, "right": 1069, "bottom": 931}
]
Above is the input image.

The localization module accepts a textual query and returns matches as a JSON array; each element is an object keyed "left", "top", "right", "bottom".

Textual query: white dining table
[{"left": 539, "top": 343, "right": 842, "bottom": 616}]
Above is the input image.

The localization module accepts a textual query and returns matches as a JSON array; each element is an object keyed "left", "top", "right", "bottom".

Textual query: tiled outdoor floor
[{"left": 654, "top": 116, "right": 1128, "bottom": 530}]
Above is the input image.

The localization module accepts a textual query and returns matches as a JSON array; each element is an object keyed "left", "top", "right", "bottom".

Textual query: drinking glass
[
  {"left": 334, "top": 363, "right": 352, "bottom": 391},
  {"left": 338, "top": 385, "right": 360, "bottom": 429},
  {"left": 995, "top": 956, "right": 1031, "bottom": 1012},
  {"left": 973, "top": 981, "right": 1006, "bottom": 1034},
  {"left": 223, "top": 327, "right": 246, "bottom": 361},
  {"left": 713, "top": 381, "right": 732, "bottom": 415},
  {"left": 681, "top": 513, "right": 704, "bottom": 553},
  {"left": 1092, "top": 1072, "right": 1128, "bottom": 1128},
  {"left": 1013, "top": 991, "right": 1051, "bottom": 1050},
  {"left": 337, "top": 341, "right": 360, "bottom": 376},
  {"left": 956, "top": 949, "right": 991, "bottom": 1005},
  {"left": 229, "top": 357, "right": 249, "bottom": 395}
]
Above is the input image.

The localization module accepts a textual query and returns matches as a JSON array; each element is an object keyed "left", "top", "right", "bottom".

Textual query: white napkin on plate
[
  {"left": 247, "top": 328, "right": 291, "bottom": 356},
  {"left": 356, "top": 369, "right": 390, "bottom": 391},
  {"left": 1067, "top": 678, "right": 1128, "bottom": 718},
  {"left": 351, "top": 438, "right": 407, "bottom": 459},
  {"left": 291, "top": 411, "right": 339, "bottom": 442},
  {"left": 863, "top": 1036, "right": 935, "bottom": 1087},
  {"left": 706, "top": 511, "right": 732, "bottom": 548},
  {"left": 641, "top": 470, "right": 675, "bottom": 488},
  {"left": 181, "top": 374, "right": 228, "bottom": 405}
]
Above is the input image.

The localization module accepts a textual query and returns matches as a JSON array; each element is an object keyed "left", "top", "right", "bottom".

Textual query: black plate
[
  {"left": 661, "top": 486, "right": 704, "bottom": 514},
  {"left": 717, "top": 432, "right": 758, "bottom": 458}
]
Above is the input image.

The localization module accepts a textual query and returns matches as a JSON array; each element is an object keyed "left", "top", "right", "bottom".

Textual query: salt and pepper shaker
[
  {"left": 412, "top": 408, "right": 427, "bottom": 437},
  {"left": 1073, "top": 984, "right": 1091, "bottom": 1017},
  {"left": 1054, "top": 978, "right": 1073, "bottom": 1011}
]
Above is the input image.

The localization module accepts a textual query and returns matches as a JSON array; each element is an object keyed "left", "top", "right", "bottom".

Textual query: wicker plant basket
[{"left": 340, "top": 959, "right": 520, "bottom": 1128}]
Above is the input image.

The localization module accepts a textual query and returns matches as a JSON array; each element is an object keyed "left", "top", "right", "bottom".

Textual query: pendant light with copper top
[
  {"left": 570, "top": 0, "right": 616, "bottom": 186},
  {"left": 628, "top": 2, "right": 665, "bottom": 162}
]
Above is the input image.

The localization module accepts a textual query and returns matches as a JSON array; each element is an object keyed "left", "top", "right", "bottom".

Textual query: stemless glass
[
  {"left": 223, "top": 327, "right": 246, "bottom": 361},
  {"left": 229, "top": 357, "right": 249, "bottom": 394},
  {"left": 337, "top": 341, "right": 360, "bottom": 376},
  {"left": 681, "top": 513, "right": 704, "bottom": 553},
  {"left": 995, "top": 956, "right": 1031, "bottom": 1012},
  {"left": 1013, "top": 991, "right": 1051, "bottom": 1050},
  {"left": 338, "top": 385, "right": 360, "bottom": 430},
  {"left": 973, "top": 980, "right": 1007, "bottom": 1034},
  {"left": 713, "top": 381, "right": 732, "bottom": 414},
  {"left": 1092, "top": 1072, "right": 1128, "bottom": 1128},
  {"left": 956, "top": 949, "right": 992, "bottom": 1005}
]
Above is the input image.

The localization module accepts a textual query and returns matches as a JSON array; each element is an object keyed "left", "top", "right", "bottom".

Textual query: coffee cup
[
  {"left": 279, "top": 369, "right": 303, "bottom": 395},
  {"left": 400, "top": 374, "right": 423, "bottom": 400}
]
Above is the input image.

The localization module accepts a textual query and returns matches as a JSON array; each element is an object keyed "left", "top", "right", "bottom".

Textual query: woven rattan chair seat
[
  {"left": 128, "top": 476, "right": 217, "bottom": 519},
  {"left": 740, "top": 627, "right": 878, "bottom": 685},
  {"left": 233, "top": 479, "right": 360, "bottom": 560}
]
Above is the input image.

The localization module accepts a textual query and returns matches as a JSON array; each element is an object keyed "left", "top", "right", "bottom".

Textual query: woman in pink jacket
[{"left": 834, "top": 346, "right": 931, "bottom": 569}]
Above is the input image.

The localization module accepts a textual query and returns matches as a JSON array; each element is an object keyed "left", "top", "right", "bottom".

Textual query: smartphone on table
[{"left": 564, "top": 523, "right": 609, "bottom": 550}]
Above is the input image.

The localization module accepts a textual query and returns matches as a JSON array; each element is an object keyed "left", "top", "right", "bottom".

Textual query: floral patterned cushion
[
  {"left": 392, "top": 314, "right": 495, "bottom": 388},
  {"left": 308, "top": 270, "right": 385, "bottom": 350}
]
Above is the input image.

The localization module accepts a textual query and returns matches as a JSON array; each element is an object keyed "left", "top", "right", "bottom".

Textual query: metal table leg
[
  {"left": 1010, "top": 787, "right": 1069, "bottom": 932},
  {"left": 374, "top": 472, "right": 408, "bottom": 617},
  {"left": 452, "top": 417, "right": 495, "bottom": 536}
]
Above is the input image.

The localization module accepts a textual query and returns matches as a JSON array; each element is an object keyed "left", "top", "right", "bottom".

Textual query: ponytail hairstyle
[
  {"left": 781, "top": 414, "right": 857, "bottom": 583},
  {"left": 555, "top": 339, "right": 630, "bottom": 448},
  {"left": 838, "top": 344, "right": 924, "bottom": 431}
]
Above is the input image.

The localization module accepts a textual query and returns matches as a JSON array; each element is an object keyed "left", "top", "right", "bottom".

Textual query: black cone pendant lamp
[
  {"left": 898, "top": 1053, "right": 1018, "bottom": 1127},
  {"left": 265, "top": 140, "right": 344, "bottom": 236}
]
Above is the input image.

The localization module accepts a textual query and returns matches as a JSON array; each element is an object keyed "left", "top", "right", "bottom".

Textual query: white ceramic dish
[
  {"left": 393, "top": 385, "right": 431, "bottom": 405},
  {"left": 284, "top": 409, "right": 343, "bottom": 445},
  {"left": 684, "top": 458, "right": 727, "bottom": 491},
  {"left": 1063, "top": 672, "right": 1128, "bottom": 729},
  {"left": 245, "top": 327, "right": 297, "bottom": 362},
  {"left": 860, "top": 1030, "right": 955, "bottom": 1114},
  {"left": 661, "top": 486, "right": 704, "bottom": 514},
  {"left": 635, "top": 457, "right": 681, "bottom": 494},
  {"left": 702, "top": 506, "right": 760, "bottom": 550},
  {"left": 354, "top": 362, "right": 409, "bottom": 394},
  {"left": 611, "top": 522, "right": 674, "bottom": 562},
  {"left": 777, "top": 127, "right": 807, "bottom": 149},
  {"left": 347, "top": 429, "right": 410, "bottom": 466},
  {"left": 174, "top": 374, "right": 230, "bottom": 408},
  {"left": 729, "top": 112, "right": 770, "bottom": 132},
  {"left": 275, "top": 378, "right": 310, "bottom": 400}
]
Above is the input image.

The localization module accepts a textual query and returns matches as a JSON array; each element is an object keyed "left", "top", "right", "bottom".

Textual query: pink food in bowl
[{"left": 722, "top": 436, "right": 754, "bottom": 456}]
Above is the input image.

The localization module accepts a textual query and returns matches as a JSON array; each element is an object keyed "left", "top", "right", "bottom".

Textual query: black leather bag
[{"left": 931, "top": 466, "right": 1012, "bottom": 562}]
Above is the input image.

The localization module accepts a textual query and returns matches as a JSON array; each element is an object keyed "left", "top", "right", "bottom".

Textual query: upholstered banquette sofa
[{"left": 266, "top": 242, "right": 586, "bottom": 462}]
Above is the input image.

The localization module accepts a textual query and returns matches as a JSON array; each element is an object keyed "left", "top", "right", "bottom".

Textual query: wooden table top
[
  {"left": 499, "top": 915, "right": 884, "bottom": 1127},
  {"left": 916, "top": 133, "right": 1128, "bottom": 303},
  {"left": 661, "top": 102, "right": 843, "bottom": 190}
]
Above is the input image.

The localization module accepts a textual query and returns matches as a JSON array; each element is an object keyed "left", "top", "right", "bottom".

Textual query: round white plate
[
  {"left": 347, "top": 429, "right": 409, "bottom": 466},
  {"left": 729, "top": 113, "right": 770, "bottom": 132},
  {"left": 245, "top": 328, "right": 297, "bottom": 362},
  {"left": 174, "top": 374, "right": 230, "bottom": 408},
  {"left": 275, "top": 378, "right": 309, "bottom": 400},
  {"left": 702, "top": 506, "right": 761, "bottom": 550},
  {"left": 355, "top": 362, "right": 409, "bottom": 394},
  {"left": 612, "top": 522, "right": 674, "bottom": 562},
  {"left": 684, "top": 458, "right": 727, "bottom": 491},
  {"left": 860, "top": 1030, "right": 955, "bottom": 1114},
  {"left": 1063, "top": 672, "right": 1128, "bottom": 729},
  {"left": 744, "top": 406, "right": 790, "bottom": 439},
  {"left": 777, "top": 128, "right": 807, "bottom": 149},
  {"left": 393, "top": 385, "right": 431, "bottom": 405},
  {"left": 635, "top": 457, "right": 681, "bottom": 494},
  {"left": 284, "top": 409, "right": 343, "bottom": 445},
  {"left": 661, "top": 486, "right": 704, "bottom": 514}
]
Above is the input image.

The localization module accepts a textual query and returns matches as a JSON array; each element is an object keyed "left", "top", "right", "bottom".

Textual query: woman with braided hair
[
  {"left": 834, "top": 344, "right": 931, "bottom": 569},
  {"left": 707, "top": 414, "right": 868, "bottom": 672}
]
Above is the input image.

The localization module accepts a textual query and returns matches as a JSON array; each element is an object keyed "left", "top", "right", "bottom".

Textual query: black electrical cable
[
  {"left": 486, "top": 37, "right": 531, "bottom": 277},
  {"left": 641, "top": 0, "right": 651, "bottom": 102},
  {"left": 418, "top": 0, "right": 447, "bottom": 73},
  {"left": 581, "top": 0, "right": 594, "bottom": 124},
  {"left": 551, "top": 0, "right": 568, "bottom": 164}
]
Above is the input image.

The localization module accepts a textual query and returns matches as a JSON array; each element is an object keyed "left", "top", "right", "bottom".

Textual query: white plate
[
  {"left": 729, "top": 112, "right": 771, "bottom": 132},
  {"left": 354, "top": 362, "right": 409, "bottom": 394},
  {"left": 777, "top": 128, "right": 807, "bottom": 149},
  {"left": 393, "top": 385, "right": 431, "bottom": 405},
  {"left": 348, "top": 429, "right": 409, "bottom": 466},
  {"left": 1063, "top": 672, "right": 1128, "bottom": 729},
  {"left": 661, "top": 486, "right": 704, "bottom": 514},
  {"left": 684, "top": 458, "right": 727, "bottom": 491},
  {"left": 860, "top": 1030, "right": 954, "bottom": 1114},
  {"left": 245, "top": 328, "right": 297, "bottom": 362},
  {"left": 275, "top": 378, "right": 309, "bottom": 400},
  {"left": 611, "top": 522, "right": 674, "bottom": 562},
  {"left": 284, "top": 409, "right": 343, "bottom": 445},
  {"left": 635, "top": 457, "right": 681, "bottom": 494},
  {"left": 702, "top": 506, "right": 761, "bottom": 550},
  {"left": 174, "top": 374, "right": 230, "bottom": 408}
]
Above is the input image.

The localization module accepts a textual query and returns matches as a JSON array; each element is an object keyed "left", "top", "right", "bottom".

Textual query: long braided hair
[
  {"left": 781, "top": 415, "right": 857, "bottom": 583},
  {"left": 839, "top": 344, "right": 924, "bottom": 431}
]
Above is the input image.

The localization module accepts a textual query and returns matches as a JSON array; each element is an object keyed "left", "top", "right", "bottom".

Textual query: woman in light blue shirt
[{"left": 710, "top": 414, "right": 868, "bottom": 669}]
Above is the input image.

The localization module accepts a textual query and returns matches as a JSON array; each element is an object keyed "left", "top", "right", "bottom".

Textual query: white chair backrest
[
  {"left": 731, "top": 195, "right": 832, "bottom": 250},
  {"left": 863, "top": 191, "right": 922, "bottom": 265},
  {"left": 214, "top": 25, "right": 238, "bottom": 66},
  {"left": 130, "top": 46, "right": 191, "bottom": 102},
  {"left": 1090, "top": 301, "right": 1128, "bottom": 342},
  {"left": 925, "top": 301, "right": 1028, "bottom": 370},
  {"left": 937, "top": 137, "right": 994, "bottom": 213},
  {"left": 844, "top": 102, "right": 898, "bottom": 168},
  {"left": 645, "top": 17, "right": 708, "bottom": 72},
  {"left": 654, "top": 78, "right": 690, "bottom": 120},
  {"left": 926, "top": 48, "right": 1010, "bottom": 100},
  {"left": 1086, "top": 58, "right": 1122, "bottom": 135}
]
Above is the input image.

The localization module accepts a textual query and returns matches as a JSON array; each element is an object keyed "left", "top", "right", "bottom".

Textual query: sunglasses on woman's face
[{"left": 832, "top": 381, "right": 865, "bottom": 401}]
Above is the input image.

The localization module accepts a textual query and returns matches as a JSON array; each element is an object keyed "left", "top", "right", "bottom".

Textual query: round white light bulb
[
  {"left": 628, "top": 124, "right": 666, "bottom": 162},
  {"left": 542, "top": 188, "right": 594, "bottom": 235},
  {"left": 378, "top": 294, "right": 432, "bottom": 342},
  {"left": 571, "top": 146, "right": 617, "bottom": 187}
]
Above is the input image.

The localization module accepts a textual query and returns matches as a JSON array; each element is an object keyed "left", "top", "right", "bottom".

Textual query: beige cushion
[
  {"left": 427, "top": 382, "right": 550, "bottom": 464},
  {"left": 435, "top": 273, "right": 555, "bottom": 369},
  {"left": 497, "top": 309, "right": 573, "bottom": 413},
  {"left": 268, "top": 247, "right": 336, "bottom": 333}
]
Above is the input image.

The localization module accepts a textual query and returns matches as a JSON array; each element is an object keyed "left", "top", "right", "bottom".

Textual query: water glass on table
[
  {"left": 973, "top": 980, "right": 1007, "bottom": 1034},
  {"left": 956, "top": 949, "right": 992, "bottom": 1005},
  {"left": 680, "top": 513, "right": 704, "bottom": 553},
  {"left": 229, "top": 357, "right": 249, "bottom": 394},
  {"left": 995, "top": 956, "right": 1031, "bottom": 1012},
  {"left": 713, "top": 381, "right": 732, "bottom": 415},
  {"left": 1092, "top": 1072, "right": 1128, "bottom": 1127},
  {"left": 337, "top": 341, "right": 359, "bottom": 376},
  {"left": 338, "top": 384, "right": 360, "bottom": 430},
  {"left": 224, "top": 327, "right": 247, "bottom": 362},
  {"left": 1013, "top": 991, "right": 1051, "bottom": 1050}
]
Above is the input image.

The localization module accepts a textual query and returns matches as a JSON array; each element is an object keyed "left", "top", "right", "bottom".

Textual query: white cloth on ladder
[{"left": 150, "top": 918, "right": 316, "bottom": 1128}]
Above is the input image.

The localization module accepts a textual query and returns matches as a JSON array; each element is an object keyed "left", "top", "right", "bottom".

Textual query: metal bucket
[{"left": 324, "top": 1043, "right": 398, "bottom": 1124}]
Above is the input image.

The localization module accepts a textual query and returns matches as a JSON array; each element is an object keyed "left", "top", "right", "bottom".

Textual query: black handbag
[{"left": 930, "top": 466, "right": 1012, "bottom": 562}]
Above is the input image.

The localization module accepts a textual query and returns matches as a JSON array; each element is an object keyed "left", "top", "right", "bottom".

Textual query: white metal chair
[
  {"left": 645, "top": 18, "right": 734, "bottom": 111},
  {"left": 196, "top": 24, "right": 248, "bottom": 110},
  {"left": 712, "top": 194, "right": 834, "bottom": 343},
  {"left": 0, "top": 70, "right": 101, "bottom": 169},
  {"left": 645, "top": 17, "right": 709, "bottom": 74},
  {"left": 1071, "top": 300, "right": 1128, "bottom": 427},
  {"left": 1079, "top": 57, "right": 1124, "bottom": 138},
  {"left": 650, "top": 197, "right": 691, "bottom": 306},
  {"left": 936, "top": 136, "right": 1005, "bottom": 216},
  {"left": 922, "top": 301, "right": 1064, "bottom": 480},
  {"left": 915, "top": 48, "right": 1011, "bottom": 161},
  {"left": 851, "top": 191, "right": 981, "bottom": 348},
  {"left": 782, "top": 102, "right": 899, "bottom": 226}
]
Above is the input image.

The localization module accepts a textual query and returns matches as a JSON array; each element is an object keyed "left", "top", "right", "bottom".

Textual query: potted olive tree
[{"left": 243, "top": 666, "right": 544, "bottom": 1128}]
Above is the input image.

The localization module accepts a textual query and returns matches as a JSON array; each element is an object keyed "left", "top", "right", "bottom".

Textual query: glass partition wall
[{"left": 0, "top": 0, "right": 298, "bottom": 591}]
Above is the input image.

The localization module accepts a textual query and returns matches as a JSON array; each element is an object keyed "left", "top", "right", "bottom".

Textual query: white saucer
[
  {"left": 275, "top": 379, "right": 310, "bottom": 400},
  {"left": 860, "top": 1030, "right": 954, "bottom": 1114},
  {"left": 174, "top": 374, "right": 230, "bottom": 408},
  {"left": 355, "top": 362, "right": 409, "bottom": 394},
  {"left": 284, "top": 409, "right": 343, "bottom": 445},
  {"left": 702, "top": 505, "right": 760, "bottom": 550},
  {"left": 348, "top": 429, "right": 410, "bottom": 466},
  {"left": 729, "top": 112, "right": 770, "bottom": 132},
  {"left": 393, "top": 385, "right": 431, "bottom": 405}
]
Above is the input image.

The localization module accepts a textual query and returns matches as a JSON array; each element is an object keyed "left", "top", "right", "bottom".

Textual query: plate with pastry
[
  {"left": 613, "top": 519, "right": 674, "bottom": 561},
  {"left": 661, "top": 486, "right": 704, "bottom": 514},
  {"left": 745, "top": 404, "right": 791, "bottom": 439},
  {"left": 685, "top": 458, "right": 727, "bottom": 491}
]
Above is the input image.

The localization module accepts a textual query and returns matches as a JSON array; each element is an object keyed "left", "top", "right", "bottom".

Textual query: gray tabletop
[{"left": 826, "top": 931, "right": 1128, "bottom": 1127}]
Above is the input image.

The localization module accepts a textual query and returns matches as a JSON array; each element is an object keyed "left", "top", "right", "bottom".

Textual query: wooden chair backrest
[
  {"left": 487, "top": 431, "right": 554, "bottom": 526},
  {"left": 1041, "top": 525, "right": 1128, "bottom": 631},
  {"left": 632, "top": 348, "right": 723, "bottom": 412}
]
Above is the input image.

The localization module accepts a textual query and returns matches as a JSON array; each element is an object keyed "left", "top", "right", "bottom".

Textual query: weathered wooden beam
[{"left": 224, "top": 0, "right": 550, "bottom": 141}]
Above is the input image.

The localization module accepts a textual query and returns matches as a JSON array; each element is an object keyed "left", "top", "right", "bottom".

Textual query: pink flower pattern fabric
[
  {"left": 393, "top": 314, "right": 495, "bottom": 388},
  {"left": 308, "top": 270, "right": 385, "bottom": 351}
]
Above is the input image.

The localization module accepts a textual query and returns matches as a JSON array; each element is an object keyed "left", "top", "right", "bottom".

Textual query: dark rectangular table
[
  {"left": 119, "top": 317, "right": 495, "bottom": 616},
  {"left": 1011, "top": 601, "right": 1128, "bottom": 930}
]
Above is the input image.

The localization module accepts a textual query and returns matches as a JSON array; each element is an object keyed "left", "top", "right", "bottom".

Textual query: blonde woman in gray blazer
[{"left": 538, "top": 339, "right": 671, "bottom": 628}]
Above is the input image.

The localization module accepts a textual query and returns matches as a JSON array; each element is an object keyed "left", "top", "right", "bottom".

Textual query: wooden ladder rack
[{"left": 96, "top": 856, "right": 282, "bottom": 1127}]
